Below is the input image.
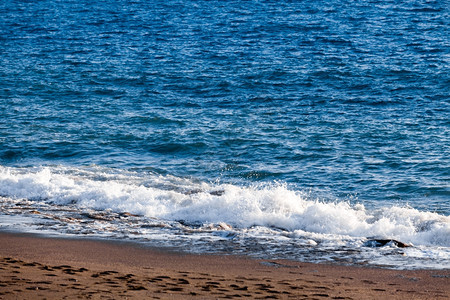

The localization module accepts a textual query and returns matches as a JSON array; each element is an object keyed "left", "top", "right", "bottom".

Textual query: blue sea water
[{"left": 0, "top": 0, "right": 449, "bottom": 269}]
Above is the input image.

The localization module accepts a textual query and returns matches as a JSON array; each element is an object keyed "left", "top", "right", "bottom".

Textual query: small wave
[{"left": 1, "top": 165, "right": 448, "bottom": 248}]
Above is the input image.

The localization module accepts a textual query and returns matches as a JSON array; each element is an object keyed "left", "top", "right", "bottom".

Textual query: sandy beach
[{"left": 0, "top": 232, "right": 448, "bottom": 299}]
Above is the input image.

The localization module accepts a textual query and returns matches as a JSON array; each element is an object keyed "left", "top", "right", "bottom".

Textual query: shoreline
[{"left": 0, "top": 232, "right": 448, "bottom": 299}]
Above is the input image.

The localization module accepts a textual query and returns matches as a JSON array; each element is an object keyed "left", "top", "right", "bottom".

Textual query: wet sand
[{"left": 0, "top": 232, "right": 448, "bottom": 299}]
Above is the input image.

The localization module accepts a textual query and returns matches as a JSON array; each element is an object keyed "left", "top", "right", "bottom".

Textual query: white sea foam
[{"left": 1, "top": 165, "right": 448, "bottom": 249}]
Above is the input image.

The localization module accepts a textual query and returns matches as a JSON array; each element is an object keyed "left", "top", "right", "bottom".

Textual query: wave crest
[{"left": 1, "top": 165, "right": 448, "bottom": 247}]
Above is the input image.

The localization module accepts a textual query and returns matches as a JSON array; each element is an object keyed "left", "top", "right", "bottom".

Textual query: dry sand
[{"left": 0, "top": 232, "right": 448, "bottom": 299}]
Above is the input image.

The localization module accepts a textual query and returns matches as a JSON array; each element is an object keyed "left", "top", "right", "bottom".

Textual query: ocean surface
[{"left": 0, "top": 0, "right": 449, "bottom": 269}]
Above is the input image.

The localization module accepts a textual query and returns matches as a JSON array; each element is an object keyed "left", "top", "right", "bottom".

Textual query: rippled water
[{"left": 0, "top": 0, "right": 449, "bottom": 269}]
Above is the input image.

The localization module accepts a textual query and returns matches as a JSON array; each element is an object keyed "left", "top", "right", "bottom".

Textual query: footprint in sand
[
  {"left": 230, "top": 284, "right": 248, "bottom": 291},
  {"left": 178, "top": 278, "right": 190, "bottom": 284}
]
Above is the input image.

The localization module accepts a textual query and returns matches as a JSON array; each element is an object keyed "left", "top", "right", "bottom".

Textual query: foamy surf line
[{"left": 0, "top": 165, "right": 449, "bottom": 269}]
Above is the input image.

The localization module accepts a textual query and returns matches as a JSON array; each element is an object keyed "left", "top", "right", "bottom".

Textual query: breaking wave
[{"left": 1, "top": 165, "right": 448, "bottom": 249}]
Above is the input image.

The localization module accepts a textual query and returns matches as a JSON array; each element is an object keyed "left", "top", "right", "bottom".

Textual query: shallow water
[{"left": 0, "top": 0, "right": 449, "bottom": 269}]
